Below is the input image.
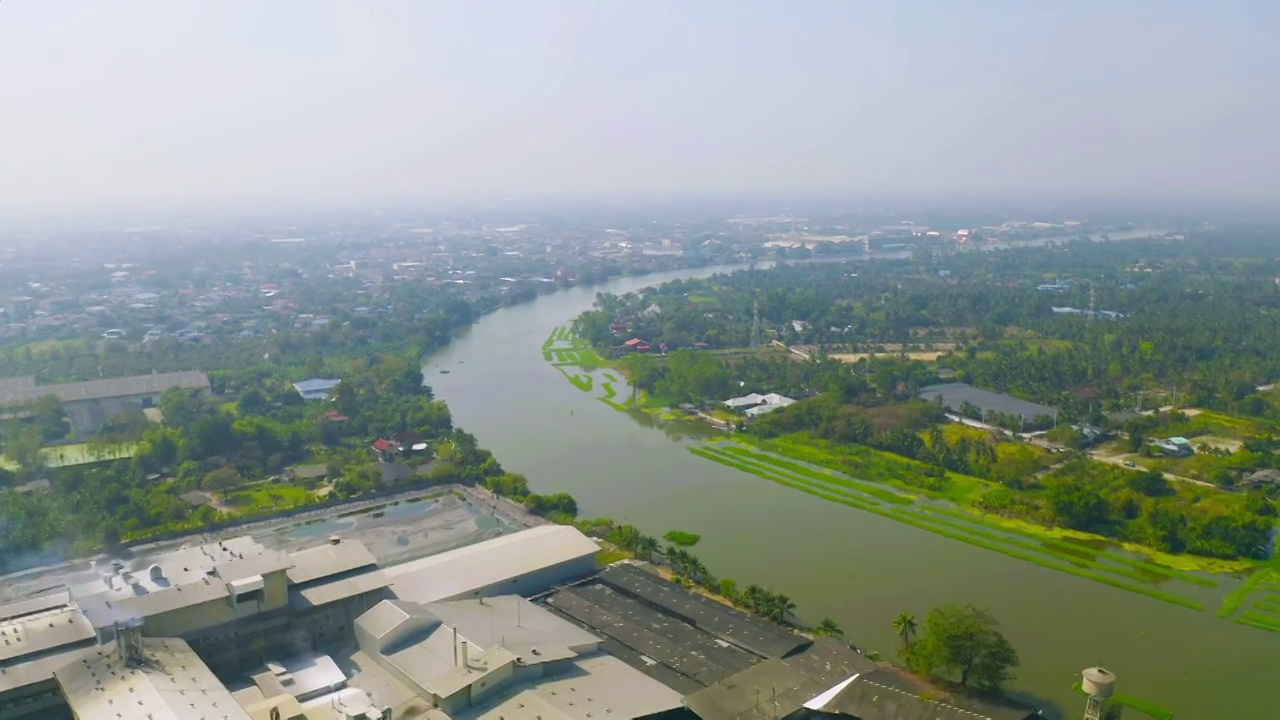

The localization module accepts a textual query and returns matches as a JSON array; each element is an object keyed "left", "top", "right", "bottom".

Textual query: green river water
[{"left": 424, "top": 263, "right": 1278, "bottom": 719}]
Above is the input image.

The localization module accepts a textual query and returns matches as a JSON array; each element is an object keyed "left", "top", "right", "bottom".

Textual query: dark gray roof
[
  {"left": 598, "top": 563, "right": 809, "bottom": 659},
  {"left": 546, "top": 584, "right": 758, "bottom": 686},
  {"left": 684, "top": 638, "right": 876, "bottom": 720},
  {"left": 817, "top": 669, "right": 1041, "bottom": 720},
  {"left": 0, "top": 371, "right": 209, "bottom": 408},
  {"left": 918, "top": 382, "right": 1057, "bottom": 420},
  {"left": 377, "top": 461, "right": 415, "bottom": 484}
]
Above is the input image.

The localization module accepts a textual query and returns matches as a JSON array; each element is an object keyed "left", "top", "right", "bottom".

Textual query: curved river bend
[{"left": 424, "top": 263, "right": 1279, "bottom": 719}]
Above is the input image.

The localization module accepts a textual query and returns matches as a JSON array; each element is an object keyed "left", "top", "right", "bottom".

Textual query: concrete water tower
[{"left": 1081, "top": 666, "right": 1116, "bottom": 720}]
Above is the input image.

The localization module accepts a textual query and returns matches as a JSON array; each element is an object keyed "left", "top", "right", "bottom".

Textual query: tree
[
  {"left": 815, "top": 617, "right": 844, "bottom": 638},
  {"left": 32, "top": 394, "right": 69, "bottom": 442},
  {"left": 892, "top": 612, "right": 919, "bottom": 651},
  {"left": 201, "top": 466, "right": 243, "bottom": 493},
  {"left": 909, "top": 604, "right": 1019, "bottom": 691},
  {"left": 1044, "top": 480, "right": 1110, "bottom": 531}
]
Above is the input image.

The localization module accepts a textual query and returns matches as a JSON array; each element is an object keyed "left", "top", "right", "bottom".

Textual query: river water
[{"left": 424, "top": 262, "right": 1276, "bottom": 719}]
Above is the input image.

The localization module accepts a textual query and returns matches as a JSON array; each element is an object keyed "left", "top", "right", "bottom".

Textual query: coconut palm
[
  {"left": 892, "top": 612, "right": 918, "bottom": 650},
  {"left": 633, "top": 534, "right": 659, "bottom": 561},
  {"left": 770, "top": 594, "right": 797, "bottom": 624},
  {"left": 743, "top": 585, "right": 765, "bottom": 613},
  {"left": 815, "top": 617, "right": 844, "bottom": 638}
]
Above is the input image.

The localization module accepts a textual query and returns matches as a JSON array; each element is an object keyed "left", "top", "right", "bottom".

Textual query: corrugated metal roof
[
  {"left": 79, "top": 577, "right": 230, "bottom": 629},
  {"left": 292, "top": 569, "right": 390, "bottom": 610},
  {"left": 0, "top": 606, "right": 96, "bottom": 663},
  {"left": 0, "top": 642, "right": 97, "bottom": 694},
  {"left": 287, "top": 541, "right": 377, "bottom": 586},
  {"left": 387, "top": 525, "right": 598, "bottom": 603},
  {"left": 0, "top": 371, "right": 209, "bottom": 407},
  {"left": 55, "top": 637, "right": 252, "bottom": 720},
  {"left": 0, "top": 590, "right": 71, "bottom": 622}
]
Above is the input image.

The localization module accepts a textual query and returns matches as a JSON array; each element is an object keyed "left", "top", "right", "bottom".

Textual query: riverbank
[
  {"left": 422, "top": 259, "right": 1280, "bottom": 719},
  {"left": 540, "top": 324, "right": 1280, "bottom": 635}
]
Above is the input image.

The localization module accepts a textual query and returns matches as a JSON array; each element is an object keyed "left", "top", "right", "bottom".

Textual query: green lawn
[
  {"left": 225, "top": 484, "right": 315, "bottom": 514},
  {"left": 41, "top": 442, "right": 137, "bottom": 468}
]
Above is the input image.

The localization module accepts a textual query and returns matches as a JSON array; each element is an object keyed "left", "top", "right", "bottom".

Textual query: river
[{"left": 424, "top": 261, "right": 1277, "bottom": 719}]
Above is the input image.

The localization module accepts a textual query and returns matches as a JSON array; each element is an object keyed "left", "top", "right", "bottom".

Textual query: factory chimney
[{"left": 114, "top": 619, "right": 146, "bottom": 667}]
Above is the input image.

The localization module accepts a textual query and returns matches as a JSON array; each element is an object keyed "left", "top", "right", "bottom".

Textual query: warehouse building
[
  {"left": 387, "top": 524, "right": 600, "bottom": 603},
  {"left": 346, "top": 594, "right": 686, "bottom": 720},
  {"left": 0, "top": 371, "right": 210, "bottom": 435}
]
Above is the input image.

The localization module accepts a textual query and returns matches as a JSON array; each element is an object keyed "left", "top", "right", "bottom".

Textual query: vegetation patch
[
  {"left": 555, "top": 366, "right": 593, "bottom": 392},
  {"left": 691, "top": 444, "right": 1206, "bottom": 611},
  {"left": 663, "top": 530, "right": 701, "bottom": 546}
]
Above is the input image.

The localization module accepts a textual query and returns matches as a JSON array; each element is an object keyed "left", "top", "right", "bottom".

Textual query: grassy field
[
  {"left": 41, "top": 442, "right": 137, "bottom": 468},
  {"left": 224, "top": 484, "right": 316, "bottom": 514},
  {"left": 691, "top": 438, "right": 1218, "bottom": 609}
]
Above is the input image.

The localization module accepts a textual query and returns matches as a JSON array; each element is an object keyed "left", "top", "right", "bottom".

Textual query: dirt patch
[{"left": 1195, "top": 435, "right": 1242, "bottom": 452}]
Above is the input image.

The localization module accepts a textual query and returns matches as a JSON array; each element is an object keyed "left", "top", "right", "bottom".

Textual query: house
[
  {"left": 1071, "top": 423, "right": 1108, "bottom": 447},
  {"left": 622, "top": 337, "right": 651, "bottom": 352},
  {"left": 724, "top": 393, "right": 766, "bottom": 409},
  {"left": 610, "top": 318, "right": 629, "bottom": 333},
  {"left": 724, "top": 393, "right": 796, "bottom": 417},
  {"left": 293, "top": 378, "right": 341, "bottom": 401},
  {"left": 372, "top": 438, "right": 400, "bottom": 461},
  {"left": 1151, "top": 436, "right": 1193, "bottom": 457},
  {"left": 321, "top": 409, "right": 349, "bottom": 422},
  {"left": 745, "top": 393, "right": 796, "bottom": 417}
]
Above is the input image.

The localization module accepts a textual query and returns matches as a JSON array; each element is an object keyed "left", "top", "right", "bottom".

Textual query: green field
[
  {"left": 40, "top": 442, "right": 137, "bottom": 468},
  {"left": 224, "top": 484, "right": 316, "bottom": 514}
]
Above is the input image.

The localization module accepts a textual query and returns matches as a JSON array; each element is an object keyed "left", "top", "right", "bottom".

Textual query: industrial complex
[{"left": 0, "top": 523, "right": 1041, "bottom": 720}]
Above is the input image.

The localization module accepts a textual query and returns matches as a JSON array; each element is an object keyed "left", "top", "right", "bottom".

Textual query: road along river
[{"left": 424, "top": 262, "right": 1279, "bottom": 719}]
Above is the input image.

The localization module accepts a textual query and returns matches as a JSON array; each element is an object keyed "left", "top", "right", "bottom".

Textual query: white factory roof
[
  {"left": 467, "top": 653, "right": 684, "bottom": 720},
  {"left": 387, "top": 526, "right": 598, "bottom": 603},
  {"left": 73, "top": 538, "right": 293, "bottom": 629},
  {"left": 0, "top": 605, "right": 95, "bottom": 663},
  {"left": 286, "top": 540, "right": 378, "bottom": 586},
  {"left": 250, "top": 653, "right": 347, "bottom": 702},
  {"left": 55, "top": 637, "right": 252, "bottom": 720}
]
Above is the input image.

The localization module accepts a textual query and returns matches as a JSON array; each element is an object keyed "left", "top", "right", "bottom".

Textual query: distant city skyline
[{"left": 2, "top": 1, "right": 1277, "bottom": 216}]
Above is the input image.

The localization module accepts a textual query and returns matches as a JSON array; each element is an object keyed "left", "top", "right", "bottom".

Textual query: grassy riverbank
[{"left": 693, "top": 442, "right": 1210, "bottom": 611}]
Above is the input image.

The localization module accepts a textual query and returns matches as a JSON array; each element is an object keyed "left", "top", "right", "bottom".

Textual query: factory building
[
  {"left": 347, "top": 594, "right": 685, "bottom": 720},
  {"left": 0, "top": 534, "right": 390, "bottom": 720},
  {"left": 0, "top": 525, "right": 604, "bottom": 720},
  {"left": 387, "top": 524, "right": 599, "bottom": 603}
]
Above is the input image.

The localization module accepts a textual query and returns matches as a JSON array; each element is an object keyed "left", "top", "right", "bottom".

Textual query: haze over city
[{"left": 2, "top": 0, "right": 1278, "bottom": 219}]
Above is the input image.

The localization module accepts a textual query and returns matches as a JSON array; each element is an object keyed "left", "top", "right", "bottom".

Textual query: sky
[{"left": 1, "top": 1, "right": 1277, "bottom": 215}]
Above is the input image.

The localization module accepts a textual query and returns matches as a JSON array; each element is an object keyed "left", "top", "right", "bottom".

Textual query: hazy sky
[{"left": 2, "top": 1, "right": 1277, "bottom": 213}]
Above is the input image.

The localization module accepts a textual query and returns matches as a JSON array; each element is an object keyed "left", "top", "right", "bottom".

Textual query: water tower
[{"left": 1081, "top": 666, "right": 1116, "bottom": 720}]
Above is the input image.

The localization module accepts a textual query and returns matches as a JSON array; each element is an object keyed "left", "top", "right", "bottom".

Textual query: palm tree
[
  {"left": 633, "top": 534, "right": 658, "bottom": 561},
  {"left": 770, "top": 594, "right": 797, "bottom": 625},
  {"left": 743, "top": 585, "right": 765, "bottom": 613},
  {"left": 892, "top": 612, "right": 918, "bottom": 650},
  {"left": 815, "top": 617, "right": 844, "bottom": 639}
]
